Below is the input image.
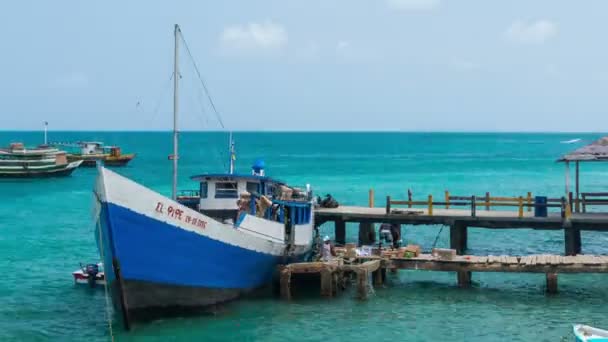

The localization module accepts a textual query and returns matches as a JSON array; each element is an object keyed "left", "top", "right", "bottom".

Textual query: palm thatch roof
[{"left": 559, "top": 136, "right": 608, "bottom": 162}]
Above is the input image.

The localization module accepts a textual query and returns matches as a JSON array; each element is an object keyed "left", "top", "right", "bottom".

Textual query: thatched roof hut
[
  {"left": 559, "top": 136, "right": 608, "bottom": 162},
  {"left": 558, "top": 136, "right": 608, "bottom": 213}
]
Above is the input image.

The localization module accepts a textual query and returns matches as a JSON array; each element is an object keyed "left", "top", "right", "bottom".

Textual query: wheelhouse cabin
[{"left": 179, "top": 162, "right": 313, "bottom": 227}]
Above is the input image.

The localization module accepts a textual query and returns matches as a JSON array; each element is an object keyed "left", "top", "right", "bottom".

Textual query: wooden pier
[
  {"left": 278, "top": 252, "right": 608, "bottom": 299},
  {"left": 278, "top": 260, "right": 382, "bottom": 300},
  {"left": 315, "top": 190, "right": 608, "bottom": 256}
]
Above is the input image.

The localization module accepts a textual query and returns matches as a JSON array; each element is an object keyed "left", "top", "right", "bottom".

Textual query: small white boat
[
  {"left": 573, "top": 324, "right": 608, "bottom": 342},
  {"left": 72, "top": 263, "right": 105, "bottom": 287}
]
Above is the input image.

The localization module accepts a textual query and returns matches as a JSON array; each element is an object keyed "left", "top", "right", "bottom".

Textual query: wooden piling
[
  {"left": 320, "top": 268, "right": 334, "bottom": 297},
  {"left": 340, "top": 260, "right": 381, "bottom": 300},
  {"left": 564, "top": 228, "right": 582, "bottom": 256},
  {"left": 546, "top": 272, "right": 558, "bottom": 294},
  {"left": 373, "top": 268, "right": 383, "bottom": 286},
  {"left": 428, "top": 194, "right": 433, "bottom": 216},
  {"left": 575, "top": 161, "right": 580, "bottom": 213},
  {"left": 485, "top": 192, "right": 490, "bottom": 211},
  {"left": 335, "top": 220, "right": 346, "bottom": 246},
  {"left": 407, "top": 189, "right": 412, "bottom": 208},
  {"left": 358, "top": 222, "right": 376, "bottom": 246},
  {"left": 518, "top": 196, "right": 524, "bottom": 218},
  {"left": 445, "top": 190, "right": 450, "bottom": 209},
  {"left": 471, "top": 195, "right": 476, "bottom": 217},
  {"left": 527, "top": 192, "right": 532, "bottom": 212},
  {"left": 450, "top": 222, "right": 468, "bottom": 255},
  {"left": 457, "top": 271, "right": 472, "bottom": 288},
  {"left": 369, "top": 188, "right": 374, "bottom": 208},
  {"left": 280, "top": 267, "right": 292, "bottom": 300}
]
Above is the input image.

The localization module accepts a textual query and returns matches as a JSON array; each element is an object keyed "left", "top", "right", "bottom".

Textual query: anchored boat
[
  {"left": 93, "top": 25, "right": 314, "bottom": 329},
  {"left": 0, "top": 143, "right": 82, "bottom": 177},
  {"left": 53, "top": 141, "right": 135, "bottom": 167},
  {"left": 72, "top": 263, "right": 105, "bottom": 287},
  {"left": 573, "top": 325, "right": 608, "bottom": 342}
]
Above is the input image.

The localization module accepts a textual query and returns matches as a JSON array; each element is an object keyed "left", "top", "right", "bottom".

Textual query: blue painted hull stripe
[{"left": 99, "top": 201, "right": 299, "bottom": 290}]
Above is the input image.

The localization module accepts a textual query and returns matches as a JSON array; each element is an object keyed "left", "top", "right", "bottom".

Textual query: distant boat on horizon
[
  {"left": 561, "top": 138, "right": 582, "bottom": 144},
  {"left": 0, "top": 142, "right": 82, "bottom": 178},
  {"left": 52, "top": 141, "right": 135, "bottom": 167}
]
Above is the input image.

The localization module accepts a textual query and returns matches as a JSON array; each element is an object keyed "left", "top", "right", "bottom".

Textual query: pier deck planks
[{"left": 316, "top": 206, "right": 608, "bottom": 231}]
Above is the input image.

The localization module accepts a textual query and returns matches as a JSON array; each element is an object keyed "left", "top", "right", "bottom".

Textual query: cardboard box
[
  {"left": 403, "top": 244, "right": 421, "bottom": 257},
  {"left": 432, "top": 248, "right": 456, "bottom": 260}
]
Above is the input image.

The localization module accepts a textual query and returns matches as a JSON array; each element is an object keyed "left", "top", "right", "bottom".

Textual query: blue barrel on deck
[{"left": 534, "top": 196, "right": 548, "bottom": 217}]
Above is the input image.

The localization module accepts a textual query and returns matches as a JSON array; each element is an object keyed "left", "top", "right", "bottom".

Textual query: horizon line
[{"left": 0, "top": 129, "right": 606, "bottom": 134}]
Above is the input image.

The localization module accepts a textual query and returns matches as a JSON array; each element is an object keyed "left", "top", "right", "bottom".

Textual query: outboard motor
[{"left": 85, "top": 264, "right": 99, "bottom": 288}]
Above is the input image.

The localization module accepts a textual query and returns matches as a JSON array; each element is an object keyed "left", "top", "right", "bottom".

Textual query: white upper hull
[{"left": 96, "top": 167, "right": 313, "bottom": 258}]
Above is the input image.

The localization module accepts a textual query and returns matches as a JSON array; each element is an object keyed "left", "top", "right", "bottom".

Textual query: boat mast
[
  {"left": 172, "top": 24, "right": 180, "bottom": 200},
  {"left": 229, "top": 132, "right": 235, "bottom": 174},
  {"left": 43, "top": 121, "right": 48, "bottom": 145}
]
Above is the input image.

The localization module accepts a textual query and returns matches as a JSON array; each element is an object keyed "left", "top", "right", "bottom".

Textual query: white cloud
[
  {"left": 387, "top": 0, "right": 440, "bottom": 11},
  {"left": 50, "top": 72, "right": 88, "bottom": 89},
  {"left": 220, "top": 22, "right": 288, "bottom": 51},
  {"left": 505, "top": 20, "right": 558, "bottom": 44}
]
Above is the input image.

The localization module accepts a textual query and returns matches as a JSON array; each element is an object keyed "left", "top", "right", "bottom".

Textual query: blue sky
[{"left": 1, "top": 0, "right": 607, "bottom": 131}]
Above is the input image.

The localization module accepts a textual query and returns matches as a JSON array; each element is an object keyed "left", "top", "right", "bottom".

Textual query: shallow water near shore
[{"left": 1, "top": 131, "right": 607, "bottom": 341}]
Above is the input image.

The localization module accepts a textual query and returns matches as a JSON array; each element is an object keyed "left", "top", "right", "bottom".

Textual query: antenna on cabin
[
  {"left": 229, "top": 132, "right": 235, "bottom": 174},
  {"left": 43, "top": 121, "right": 48, "bottom": 145}
]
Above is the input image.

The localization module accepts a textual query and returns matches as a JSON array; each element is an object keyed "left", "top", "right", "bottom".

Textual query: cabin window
[
  {"left": 215, "top": 182, "right": 238, "bottom": 199},
  {"left": 246, "top": 182, "right": 259, "bottom": 194},
  {"left": 200, "top": 182, "right": 208, "bottom": 199}
]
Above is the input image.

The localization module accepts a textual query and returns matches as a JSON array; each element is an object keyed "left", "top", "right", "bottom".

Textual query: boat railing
[{"left": 247, "top": 192, "right": 312, "bottom": 225}]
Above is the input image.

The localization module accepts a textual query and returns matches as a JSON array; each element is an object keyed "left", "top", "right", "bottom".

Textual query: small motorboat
[
  {"left": 72, "top": 263, "right": 105, "bottom": 287},
  {"left": 573, "top": 324, "right": 608, "bottom": 342}
]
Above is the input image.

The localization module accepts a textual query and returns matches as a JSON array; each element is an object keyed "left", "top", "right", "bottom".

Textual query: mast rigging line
[
  {"left": 146, "top": 73, "right": 174, "bottom": 128},
  {"left": 178, "top": 30, "right": 226, "bottom": 130}
]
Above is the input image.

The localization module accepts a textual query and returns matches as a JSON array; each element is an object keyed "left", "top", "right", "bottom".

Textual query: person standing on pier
[
  {"left": 321, "top": 236, "right": 336, "bottom": 261},
  {"left": 390, "top": 223, "right": 402, "bottom": 248},
  {"left": 379, "top": 223, "right": 402, "bottom": 249}
]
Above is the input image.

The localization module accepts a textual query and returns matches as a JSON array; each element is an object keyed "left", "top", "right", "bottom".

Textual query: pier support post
[
  {"left": 279, "top": 267, "right": 291, "bottom": 300},
  {"left": 457, "top": 271, "right": 472, "bottom": 288},
  {"left": 320, "top": 268, "right": 334, "bottom": 297},
  {"left": 373, "top": 267, "right": 386, "bottom": 286},
  {"left": 335, "top": 220, "right": 346, "bottom": 246},
  {"left": 356, "top": 270, "right": 370, "bottom": 300},
  {"left": 546, "top": 273, "right": 558, "bottom": 294},
  {"left": 564, "top": 228, "right": 582, "bottom": 256},
  {"left": 450, "top": 222, "right": 468, "bottom": 255},
  {"left": 358, "top": 222, "right": 376, "bottom": 246}
]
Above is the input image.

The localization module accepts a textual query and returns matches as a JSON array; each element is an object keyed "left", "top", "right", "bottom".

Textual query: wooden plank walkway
[
  {"left": 315, "top": 206, "right": 608, "bottom": 255},
  {"left": 316, "top": 206, "right": 608, "bottom": 229},
  {"left": 387, "top": 254, "right": 608, "bottom": 273},
  {"left": 277, "top": 253, "right": 608, "bottom": 299}
]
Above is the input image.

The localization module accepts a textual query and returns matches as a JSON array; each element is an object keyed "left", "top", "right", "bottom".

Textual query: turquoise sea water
[{"left": 1, "top": 131, "right": 608, "bottom": 341}]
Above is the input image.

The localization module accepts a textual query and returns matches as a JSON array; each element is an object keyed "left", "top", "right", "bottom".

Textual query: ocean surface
[{"left": 1, "top": 131, "right": 607, "bottom": 341}]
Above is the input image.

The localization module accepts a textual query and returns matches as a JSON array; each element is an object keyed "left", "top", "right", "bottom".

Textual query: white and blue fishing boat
[
  {"left": 93, "top": 25, "right": 314, "bottom": 329},
  {"left": 573, "top": 325, "right": 608, "bottom": 342}
]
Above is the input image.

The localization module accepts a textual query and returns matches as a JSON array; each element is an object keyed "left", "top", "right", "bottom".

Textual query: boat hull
[
  {"left": 94, "top": 167, "right": 312, "bottom": 327},
  {"left": 68, "top": 154, "right": 135, "bottom": 167},
  {"left": 0, "top": 161, "right": 82, "bottom": 178},
  {"left": 573, "top": 324, "right": 608, "bottom": 342}
]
